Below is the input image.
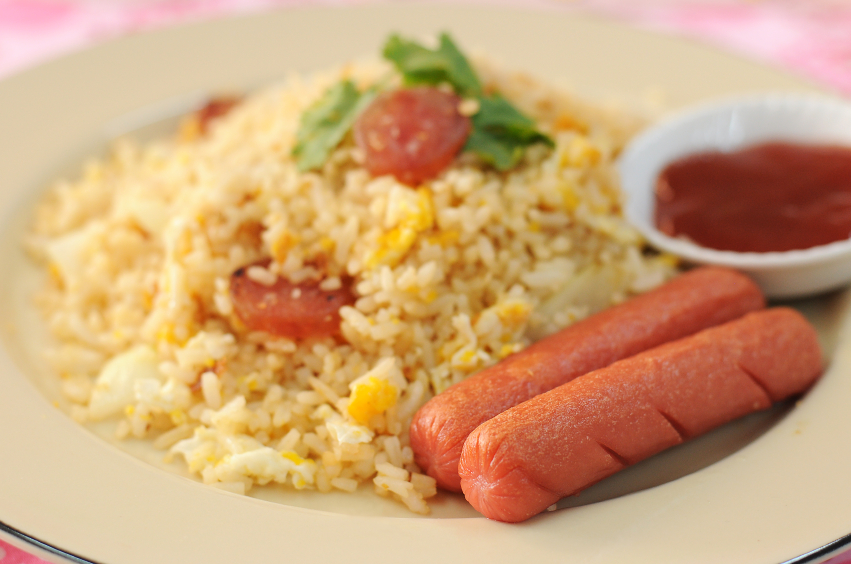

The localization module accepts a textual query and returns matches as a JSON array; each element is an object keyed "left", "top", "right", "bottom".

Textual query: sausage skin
[
  {"left": 458, "top": 307, "right": 823, "bottom": 523},
  {"left": 410, "top": 266, "right": 765, "bottom": 491}
]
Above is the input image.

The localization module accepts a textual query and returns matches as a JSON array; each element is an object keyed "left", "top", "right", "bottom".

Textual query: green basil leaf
[
  {"left": 463, "top": 127, "right": 527, "bottom": 171},
  {"left": 465, "top": 95, "right": 555, "bottom": 170},
  {"left": 469, "top": 95, "right": 531, "bottom": 130},
  {"left": 382, "top": 33, "right": 482, "bottom": 97},
  {"left": 383, "top": 33, "right": 553, "bottom": 171},
  {"left": 292, "top": 80, "right": 376, "bottom": 172}
]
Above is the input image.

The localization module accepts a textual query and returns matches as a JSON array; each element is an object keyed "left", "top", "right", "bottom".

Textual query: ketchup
[{"left": 655, "top": 142, "right": 851, "bottom": 253}]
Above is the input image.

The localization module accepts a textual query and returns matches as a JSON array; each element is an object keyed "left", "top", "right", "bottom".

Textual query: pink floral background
[
  {"left": 1, "top": 0, "right": 851, "bottom": 93},
  {"left": 1, "top": 0, "right": 850, "bottom": 562}
]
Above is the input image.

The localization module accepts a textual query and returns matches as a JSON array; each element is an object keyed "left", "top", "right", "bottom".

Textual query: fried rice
[{"left": 27, "top": 54, "right": 675, "bottom": 514}]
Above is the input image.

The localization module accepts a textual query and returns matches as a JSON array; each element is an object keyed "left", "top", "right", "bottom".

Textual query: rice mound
[{"left": 27, "top": 57, "right": 675, "bottom": 513}]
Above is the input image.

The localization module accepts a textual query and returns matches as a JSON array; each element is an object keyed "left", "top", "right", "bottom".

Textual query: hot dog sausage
[
  {"left": 410, "top": 266, "right": 765, "bottom": 491},
  {"left": 458, "top": 307, "right": 823, "bottom": 523}
]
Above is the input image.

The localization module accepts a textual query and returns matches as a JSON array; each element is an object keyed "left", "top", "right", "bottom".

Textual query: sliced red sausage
[
  {"left": 409, "top": 266, "right": 765, "bottom": 492},
  {"left": 229, "top": 266, "right": 354, "bottom": 340},
  {"left": 458, "top": 307, "right": 823, "bottom": 523},
  {"left": 196, "top": 96, "right": 240, "bottom": 134},
  {"left": 353, "top": 87, "right": 471, "bottom": 185}
]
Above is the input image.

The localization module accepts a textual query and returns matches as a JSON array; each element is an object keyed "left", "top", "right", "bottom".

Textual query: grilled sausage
[
  {"left": 458, "top": 307, "right": 823, "bottom": 523},
  {"left": 410, "top": 266, "right": 765, "bottom": 491}
]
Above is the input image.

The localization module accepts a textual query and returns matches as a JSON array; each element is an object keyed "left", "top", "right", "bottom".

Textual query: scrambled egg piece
[
  {"left": 347, "top": 376, "right": 398, "bottom": 425},
  {"left": 44, "top": 223, "right": 103, "bottom": 291},
  {"left": 313, "top": 404, "right": 374, "bottom": 446},
  {"left": 88, "top": 345, "right": 164, "bottom": 420},
  {"left": 495, "top": 298, "right": 532, "bottom": 329},
  {"left": 366, "top": 187, "right": 434, "bottom": 269},
  {"left": 560, "top": 134, "right": 601, "bottom": 168},
  {"left": 171, "top": 427, "right": 317, "bottom": 489},
  {"left": 325, "top": 418, "right": 374, "bottom": 445}
]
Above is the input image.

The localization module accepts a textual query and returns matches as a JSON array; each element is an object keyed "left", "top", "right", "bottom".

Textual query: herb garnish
[
  {"left": 382, "top": 34, "right": 483, "bottom": 98},
  {"left": 292, "top": 80, "right": 376, "bottom": 172},
  {"left": 292, "top": 33, "right": 553, "bottom": 172},
  {"left": 382, "top": 33, "right": 553, "bottom": 171},
  {"left": 465, "top": 94, "right": 555, "bottom": 171}
]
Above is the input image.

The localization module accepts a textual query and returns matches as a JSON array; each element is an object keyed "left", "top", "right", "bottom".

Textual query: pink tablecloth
[{"left": 1, "top": 1, "right": 850, "bottom": 563}]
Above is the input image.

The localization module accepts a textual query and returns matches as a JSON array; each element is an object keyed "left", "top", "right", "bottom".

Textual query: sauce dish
[{"left": 618, "top": 94, "right": 851, "bottom": 298}]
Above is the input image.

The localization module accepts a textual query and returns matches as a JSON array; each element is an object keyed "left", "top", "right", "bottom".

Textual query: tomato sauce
[{"left": 654, "top": 142, "right": 851, "bottom": 253}]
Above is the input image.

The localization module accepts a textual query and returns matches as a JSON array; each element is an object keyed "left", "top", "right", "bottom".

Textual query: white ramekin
[{"left": 618, "top": 93, "right": 851, "bottom": 299}]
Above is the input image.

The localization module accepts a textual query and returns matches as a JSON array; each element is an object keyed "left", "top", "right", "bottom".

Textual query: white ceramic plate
[{"left": 1, "top": 3, "right": 851, "bottom": 564}]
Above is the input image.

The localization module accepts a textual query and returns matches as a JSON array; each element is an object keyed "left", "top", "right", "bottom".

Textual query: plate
[{"left": 1, "top": 3, "right": 850, "bottom": 563}]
